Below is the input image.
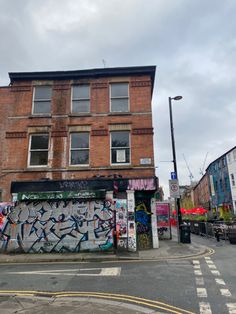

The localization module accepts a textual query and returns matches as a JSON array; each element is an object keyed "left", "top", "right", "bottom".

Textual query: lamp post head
[{"left": 172, "top": 96, "right": 183, "bottom": 101}]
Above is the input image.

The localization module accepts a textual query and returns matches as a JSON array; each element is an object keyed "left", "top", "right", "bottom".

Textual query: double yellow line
[{"left": 0, "top": 290, "right": 195, "bottom": 314}]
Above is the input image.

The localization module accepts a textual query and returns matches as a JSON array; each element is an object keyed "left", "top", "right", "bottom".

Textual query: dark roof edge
[
  {"left": 205, "top": 145, "right": 236, "bottom": 171},
  {"left": 9, "top": 65, "right": 156, "bottom": 94}
]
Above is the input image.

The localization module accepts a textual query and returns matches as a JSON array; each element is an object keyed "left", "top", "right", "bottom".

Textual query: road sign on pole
[
  {"left": 171, "top": 172, "right": 177, "bottom": 180},
  {"left": 169, "top": 179, "right": 180, "bottom": 198}
]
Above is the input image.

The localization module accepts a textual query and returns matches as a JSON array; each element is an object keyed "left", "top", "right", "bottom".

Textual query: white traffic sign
[{"left": 169, "top": 179, "right": 180, "bottom": 198}]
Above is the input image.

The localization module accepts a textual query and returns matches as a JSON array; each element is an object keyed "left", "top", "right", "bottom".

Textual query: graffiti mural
[
  {"left": 128, "top": 178, "right": 156, "bottom": 191},
  {"left": 0, "top": 199, "right": 114, "bottom": 253},
  {"left": 115, "top": 200, "right": 128, "bottom": 250},
  {"left": 156, "top": 202, "right": 171, "bottom": 240},
  {"left": 127, "top": 191, "right": 136, "bottom": 252},
  {"left": 135, "top": 199, "right": 152, "bottom": 250}
]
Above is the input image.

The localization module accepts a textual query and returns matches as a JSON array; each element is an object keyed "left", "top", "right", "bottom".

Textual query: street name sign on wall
[{"left": 169, "top": 179, "right": 180, "bottom": 198}]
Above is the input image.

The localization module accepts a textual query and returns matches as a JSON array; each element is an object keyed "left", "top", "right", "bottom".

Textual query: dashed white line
[
  {"left": 220, "top": 289, "right": 232, "bottom": 297},
  {"left": 208, "top": 264, "right": 217, "bottom": 270},
  {"left": 6, "top": 267, "right": 121, "bottom": 277},
  {"left": 196, "top": 277, "right": 205, "bottom": 285},
  {"left": 226, "top": 303, "right": 236, "bottom": 314},
  {"left": 193, "top": 260, "right": 200, "bottom": 265},
  {"left": 194, "top": 270, "right": 203, "bottom": 276},
  {"left": 194, "top": 264, "right": 201, "bottom": 269},
  {"left": 205, "top": 260, "right": 214, "bottom": 265},
  {"left": 215, "top": 278, "right": 226, "bottom": 286},
  {"left": 197, "top": 288, "right": 208, "bottom": 298},
  {"left": 100, "top": 267, "right": 121, "bottom": 276},
  {"left": 199, "top": 302, "right": 212, "bottom": 314},
  {"left": 204, "top": 257, "right": 211, "bottom": 260},
  {"left": 211, "top": 270, "right": 220, "bottom": 276}
]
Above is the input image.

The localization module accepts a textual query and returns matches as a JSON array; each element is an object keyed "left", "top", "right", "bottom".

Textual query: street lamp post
[{"left": 169, "top": 96, "right": 183, "bottom": 242}]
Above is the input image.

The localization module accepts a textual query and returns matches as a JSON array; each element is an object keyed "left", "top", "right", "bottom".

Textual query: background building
[
  {"left": 193, "top": 174, "right": 210, "bottom": 210},
  {"left": 226, "top": 147, "right": 236, "bottom": 214}
]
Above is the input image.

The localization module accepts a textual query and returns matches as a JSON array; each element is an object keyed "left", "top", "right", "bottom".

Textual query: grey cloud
[{"left": 0, "top": 0, "right": 235, "bottom": 196}]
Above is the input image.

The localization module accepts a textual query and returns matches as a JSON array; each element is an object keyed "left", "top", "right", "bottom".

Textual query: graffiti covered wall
[
  {"left": 135, "top": 197, "right": 152, "bottom": 250},
  {"left": 115, "top": 199, "right": 128, "bottom": 250},
  {"left": 0, "top": 199, "right": 114, "bottom": 253}
]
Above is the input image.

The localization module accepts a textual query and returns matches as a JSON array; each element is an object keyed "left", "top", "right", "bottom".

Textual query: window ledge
[
  {"left": 110, "top": 164, "right": 131, "bottom": 168},
  {"left": 69, "top": 113, "right": 92, "bottom": 117},
  {"left": 26, "top": 167, "right": 50, "bottom": 171},
  {"left": 108, "top": 112, "right": 131, "bottom": 116},
  {"left": 29, "top": 114, "right": 52, "bottom": 119},
  {"left": 68, "top": 165, "right": 90, "bottom": 169}
]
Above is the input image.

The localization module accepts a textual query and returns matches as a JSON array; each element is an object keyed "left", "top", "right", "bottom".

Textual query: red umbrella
[
  {"left": 191, "top": 207, "right": 208, "bottom": 215},
  {"left": 184, "top": 209, "right": 195, "bottom": 214},
  {"left": 172, "top": 208, "right": 187, "bottom": 215}
]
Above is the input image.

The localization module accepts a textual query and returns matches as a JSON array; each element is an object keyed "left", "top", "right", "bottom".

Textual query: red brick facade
[
  {"left": 193, "top": 173, "right": 211, "bottom": 210},
  {"left": 0, "top": 67, "right": 156, "bottom": 201}
]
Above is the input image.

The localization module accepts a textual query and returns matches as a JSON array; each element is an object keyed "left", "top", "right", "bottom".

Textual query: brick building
[
  {"left": 193, "top": 174, "right": 210, "bottom": 210},
  {"left": 0, "top": 66, "right": 158, "bottom": 253}
]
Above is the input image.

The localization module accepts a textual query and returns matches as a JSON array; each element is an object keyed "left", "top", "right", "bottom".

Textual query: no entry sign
[{"left": 169, "top": 179, "right": 180, "bottom": 198}]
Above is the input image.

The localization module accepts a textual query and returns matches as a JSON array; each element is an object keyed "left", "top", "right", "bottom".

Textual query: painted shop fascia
[
  {"left": 10, "top": 177, "right": 157, "bottom": 195},
  {"left": 0, "top": 177, "right": 158, "bottom": 254}
]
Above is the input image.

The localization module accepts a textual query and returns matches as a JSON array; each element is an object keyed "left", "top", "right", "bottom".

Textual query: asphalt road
[{"left": 0, "top": 234, "right": 235, "bottom": 314}]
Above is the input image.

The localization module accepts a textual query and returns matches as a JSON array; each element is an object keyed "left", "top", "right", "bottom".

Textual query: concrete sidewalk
[{"left": 0, "top": 231, "right": 211, "bottom": 264}]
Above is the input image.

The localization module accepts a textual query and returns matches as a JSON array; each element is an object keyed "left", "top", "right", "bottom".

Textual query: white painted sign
[
  {"left": 140, "top": 158, "right": 151, "bottom": 165},
  {"left": 116, "top": 150, "right": 126, "bottom": 162}
]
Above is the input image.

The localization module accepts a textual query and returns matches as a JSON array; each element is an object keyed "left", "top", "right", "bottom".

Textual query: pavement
[{"left": 0, "top": 229, "right": 211, "bottom": 313}]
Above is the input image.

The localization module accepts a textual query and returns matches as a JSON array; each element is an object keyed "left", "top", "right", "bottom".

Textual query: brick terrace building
[
  {"left": 0, "top": 66, "right": 158, "bottom": 253},
  {"left": 193, "top": 173, "right": 211, "bottom": 210}
]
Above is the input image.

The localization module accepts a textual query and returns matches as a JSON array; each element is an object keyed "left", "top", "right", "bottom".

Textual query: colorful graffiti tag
[
  {"left": 156, "top": 202, "right": 171, "bottom": 240},
  {"left": 135, "top": 200, "right": 152, "bottom": 249},
  {"left": 0, "top": 199, "right": 114, "bottom": 253},
  {"left": 115, "top": 199, "right": 128, "bottom": 250}
]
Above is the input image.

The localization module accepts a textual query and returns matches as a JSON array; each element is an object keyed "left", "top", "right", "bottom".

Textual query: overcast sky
[{"left": 1, "top": 0, "right": 235, "bottom": 197}]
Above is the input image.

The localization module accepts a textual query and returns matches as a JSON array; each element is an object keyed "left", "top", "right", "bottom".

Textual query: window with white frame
[
  {"left": 70, "top": 132, "right": 89, "bottom": 165},
  {"left": 29, "top": 134, "right": 49, "bottom": 166},
  {"left": 72, "top": 85, "right": 90, "bottom": 113},
  {"left": 110, "top": 83, "right": 129, "bottom": 112},
  {"left": 231, "top": 174, "right": 235, "bottom": 186},
  {"left": 111, "top": 131, "right": 130, "bottom": 164},
  {"left": 33, "top": 86, "right": 52, "bottom": 114}
]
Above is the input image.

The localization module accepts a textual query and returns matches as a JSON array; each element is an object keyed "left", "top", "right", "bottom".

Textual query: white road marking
[
  {"left": 220, "top": 289, "right": 232, "bottom": 297},
  {"left": 194, "top": 264, "right": 201, "bottom": 269},
  {"left": 211, "top": 270, "right": 220, "bottom": 276},
  {"left": 199, "top": 302, "right": 212, "bottom": 314},
  {"left": 194, "top": 270, "right": 203, "bottom": 276},
  {"left": 5, "top": 267, "right": 121, "bottom": 277},
  {"left": 100, "top": 267, "right": 121, "bottom": 276},
  {"left": 193, "top": 260, "right": 200, "bottom": 265},
  {"left": 208, "top": 264, "right": 217, "bottom": 269},
  {"left": 215, "top": 278, "right": 226, "bottom": 286},
  {"left": 226, "top": 303, "right": 236, "bottom": 314},
  {"left": 204, "top": 257, "right": 211, "bottom": 260},
  {"left": 205, "top": 260, "right": 214, "bottom": 265},
  {"left": 196, "top": 277, "right": 205, "bottom": 285},
  {"left": 197, "top": 288, "right": 208, "bottom": 298}
]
